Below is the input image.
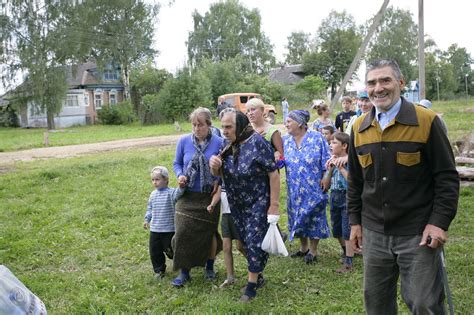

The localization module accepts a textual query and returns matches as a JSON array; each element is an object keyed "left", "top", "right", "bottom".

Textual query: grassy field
[
  {"left": 0, "top": 146, "right": 472, "bottom": 314},
  {"left": 0, "top": 99, "right": 472, "bottom": 313}
]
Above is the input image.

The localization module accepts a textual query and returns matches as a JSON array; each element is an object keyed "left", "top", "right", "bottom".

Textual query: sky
[{"left": 153, "top": 0, "right": 474, "bottom": 89}]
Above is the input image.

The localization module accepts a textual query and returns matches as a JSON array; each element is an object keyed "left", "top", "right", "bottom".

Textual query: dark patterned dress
[
  {"left": 222, "top": 133, "right": 277, "bottom": 273},
  {"left": 283, "top": 130, "right": 331, "bottom": 241}
]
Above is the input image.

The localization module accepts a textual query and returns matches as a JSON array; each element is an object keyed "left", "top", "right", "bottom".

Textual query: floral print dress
[
  {"left": 222, "top": 133, "right": 277, "bottom": 273},
  {"left": 283, "top": 130, "right": 331, "bottom": 240}
]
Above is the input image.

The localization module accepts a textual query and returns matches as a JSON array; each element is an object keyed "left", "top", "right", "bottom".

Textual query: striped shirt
[{"left": 144, "top": 187, "right": 184, "bottom": 233}]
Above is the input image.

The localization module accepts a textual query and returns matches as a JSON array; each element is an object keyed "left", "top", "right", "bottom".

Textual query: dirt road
[{"left": 0, "top": 135, "right": 181, "bottom": 166}]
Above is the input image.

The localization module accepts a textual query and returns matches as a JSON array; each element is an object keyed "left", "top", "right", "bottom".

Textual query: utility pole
[
  {"left": 330, "top": 0, "right": 390, "bottom": 111},
  {"left": 465, "top": 74, "right": 468, "bottom": 99},
  {"left": 418, "top": 0, "right": 426, "bottom": 100}
]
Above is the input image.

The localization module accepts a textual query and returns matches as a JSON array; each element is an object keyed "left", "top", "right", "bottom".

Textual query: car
[{"left": 218, "top": 92, "right": 277, "bottom": 124}]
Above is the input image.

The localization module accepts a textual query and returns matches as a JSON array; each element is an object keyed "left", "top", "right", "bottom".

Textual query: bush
[
  {"left": 0, "top": 106, "right": 19, "bottom": 127},
  {"left": 97, "top": 100, "right": 136, "bottom": 125}
]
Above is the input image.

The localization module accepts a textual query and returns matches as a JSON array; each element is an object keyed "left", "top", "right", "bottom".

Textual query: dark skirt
[{"left": 172, "top": 191, "right": 223, "bottom": 271}]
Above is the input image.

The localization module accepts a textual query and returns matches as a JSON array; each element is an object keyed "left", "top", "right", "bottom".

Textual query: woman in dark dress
[{"left": 210, "top": 109, "right": 280, "bottom": 302}]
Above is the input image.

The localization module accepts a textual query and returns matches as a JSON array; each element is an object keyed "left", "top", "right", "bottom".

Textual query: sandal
[
  {"left": 219, "top": 278, "right": 235, "bottom": 288},
  {"left": 290, "top": 249, "right": 309, "bottom": 258},
  {"left": 171, "top": 273, "right": 191, "bottom": 287},
  {"left": 239, "top": 294, "right": 254, "bottom": 303},
  {"left": 304, "top": 252, "right": 317, "bottom": 264}
]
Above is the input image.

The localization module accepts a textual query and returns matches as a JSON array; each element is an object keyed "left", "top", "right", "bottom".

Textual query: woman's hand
[
  {"left": 178, "top": 175, "right": 187, "bottom": 188},
  {"left": 209, "top": 155, "right": 223, "bottom": 176},
  {"left": 206, "top": 204, "right": 215, "bottom": 213},
  {"left": 267, "top": 204, "right": 280, "bottom": 215}
]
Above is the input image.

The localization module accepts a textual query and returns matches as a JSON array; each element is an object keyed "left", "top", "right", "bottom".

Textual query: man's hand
[
  {"left": 350, "top": 224, "right": 363, "bottom": 253},
  {"left": 143, "top": 221, "right": 150, "bottom": 230},
  {"left": 419, "top": 224, "right": 447, "bottom": 249}
]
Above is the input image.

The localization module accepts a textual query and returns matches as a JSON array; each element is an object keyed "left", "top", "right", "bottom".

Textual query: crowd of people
[{"left": 142, "top": 59, "right": 459, "bottom": 311}]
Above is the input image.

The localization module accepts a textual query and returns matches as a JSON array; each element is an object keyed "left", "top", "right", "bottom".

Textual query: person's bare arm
[
  {"left": 267, "top": 170, "right": 280, "bottom": 215},
  {"left": 271, "top": 131, "right": 284, "bottom": 161}
]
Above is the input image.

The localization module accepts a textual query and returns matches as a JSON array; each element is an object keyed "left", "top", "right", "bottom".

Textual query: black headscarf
[{"left": 220, "top": 111, "right": 254, "bottom": 165}]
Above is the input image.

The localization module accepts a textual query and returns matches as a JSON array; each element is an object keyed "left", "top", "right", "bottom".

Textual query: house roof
[
  {"left": 66, "top": 61, "right": 122, "bottom": 87},
  {"left": 268, "top": 64, "right": 306, "bottom": 84}
]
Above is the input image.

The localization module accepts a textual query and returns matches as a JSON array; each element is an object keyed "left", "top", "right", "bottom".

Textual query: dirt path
[
  {"left": 0, "top": 135, "right": 181, "bottom": 166},
  {"left": 0, "top": 124, "right": 288, "bottom": 167}
]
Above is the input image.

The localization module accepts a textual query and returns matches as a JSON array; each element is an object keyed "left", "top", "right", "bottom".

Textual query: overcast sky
[{"left": 153, "top": 0, "right": 473, "bottom": 87}]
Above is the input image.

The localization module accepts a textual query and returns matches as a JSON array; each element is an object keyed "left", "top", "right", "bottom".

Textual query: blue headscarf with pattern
[{"left": 288, "top": 110, "right": 310, "bottom": 127}]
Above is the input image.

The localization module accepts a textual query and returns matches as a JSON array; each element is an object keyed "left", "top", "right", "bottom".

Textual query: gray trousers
[{"left": 363, "top": 228, "right": 446, "bottom": 315}]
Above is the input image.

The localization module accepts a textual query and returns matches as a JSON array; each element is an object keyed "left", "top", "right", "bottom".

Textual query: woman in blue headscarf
[{"left": 283, "top": 110, "right": 331, "bottom": 264}]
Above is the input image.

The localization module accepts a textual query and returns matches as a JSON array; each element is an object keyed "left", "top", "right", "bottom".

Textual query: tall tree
[
  {"left": 444, "top": 44, "right": 473, "bottom": 96},
  {"left": 366, "top": 7, "right": 418, "bottom": 81},
  {"left": 157, "top": 67, "right": 212, "bottom": 121},
  {"left": 284, "top": 31, "right": 311, "bottom": 65},
  {"left": 1, "top": 1, "right": 73, "bottom": 129},
  {"left": 187, "top": 0, "right": 275, "bottom": 73},
  {"left": 303, "top": 10, "right": 362, "bottom": 99},
  {"left": 130, "top": 60, "right": 172, "bottom": 124},
  {"left": 65, "top": 0, "right": 159, "bottom": 99}
]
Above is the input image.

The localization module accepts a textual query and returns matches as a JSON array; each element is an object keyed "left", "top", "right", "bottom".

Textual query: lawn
[
  {"left": 1, "top": 99, "right": 472, "bottom": 313},
  {"left": 0, "top": 146, "right": 472, "bottom": 314}
]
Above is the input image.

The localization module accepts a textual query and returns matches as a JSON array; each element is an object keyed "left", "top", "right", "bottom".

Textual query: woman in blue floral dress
[
  {"left": 210, "top": 109, "right": 280, "bottom": 302},
  {"left": 283, "top": 110, "right": 331, "bottom": 264}
]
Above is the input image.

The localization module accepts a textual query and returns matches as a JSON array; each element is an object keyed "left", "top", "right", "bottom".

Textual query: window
[
  {"left": 83, "top": 93, "right": 89, "bottom": 106},
  {"left": 109, "top": 93, "right": 117, "bottom": 105},
  {"left": 95, "top": 92, "right": 103, "bottom": 109},
  {"left": 109, "top": 90, "right": 117, "bottom": 105},
  {"left": 65, "top": 95, "right": 79, "bottom": 107},
  {"left": 104, "top": 69, "right": 119, "bottom": 81}
]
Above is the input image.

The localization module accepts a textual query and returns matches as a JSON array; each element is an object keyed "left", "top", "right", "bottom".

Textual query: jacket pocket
[
  {"left": 357, "top": 152, "right": 373, "bottom": 168},
  {"left": 397, "top": 151, "right": 420, "bottom": 167}
]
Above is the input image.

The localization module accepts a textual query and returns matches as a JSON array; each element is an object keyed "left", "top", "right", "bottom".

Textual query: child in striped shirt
[{"left": 143, "top": 166, "right": 185, "bottom": 279}]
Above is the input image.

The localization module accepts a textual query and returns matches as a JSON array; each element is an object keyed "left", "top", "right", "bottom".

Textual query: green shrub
[{"left": 97, "top": 100, "right": 136, "bottom": 125}]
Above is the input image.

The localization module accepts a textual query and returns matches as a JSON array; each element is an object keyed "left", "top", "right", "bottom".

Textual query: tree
[
  {"left": 284, "top": 31, "right": 311, "bottom": 65},
  {"left": 130, "top": 60, "right": 172, "bottom": 124},
  {"left": 366, "top": 7, "right": 418, "bottom": 81},
  {"left": 444, "top": 44, "right": 473, "bottom": 96},
  {"left": 157, "top": 67, "right": 212, "bottom": 121},
  {"left": 187, "top": 0, "right": 275, "bottom": 73},
  {"left": 1, "top": 1, "right": 73, "bottom": 129},
  {"left": 425, "top": 52, "right": 457, "bottom": 100},
  {"left": 303, "top": 10, "right": 362, "bottom": 99},
  {"left": 64, "top": 0, "right": 160, "bottom": 99},
  {"left": 295, "top": 75, "right": 326, "bottom": 102}
]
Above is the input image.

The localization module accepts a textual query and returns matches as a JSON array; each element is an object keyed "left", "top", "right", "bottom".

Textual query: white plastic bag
[
  {"left": 0, "top": 265, "right": 47, "bottom": 315},
  {"left": 261, "top": 215, "right": 288, "bottom": 256}
]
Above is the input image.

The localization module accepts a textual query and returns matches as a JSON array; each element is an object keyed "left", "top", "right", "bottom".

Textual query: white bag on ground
[
  {"left": 0, "top": 265, "right": 47, "bottom": 315},
  {"left": 261, "top": 215, "right": 288, "bottom": 256}
]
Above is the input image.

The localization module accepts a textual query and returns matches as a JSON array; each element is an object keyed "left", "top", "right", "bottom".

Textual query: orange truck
[{"left": 218, "top": 92, "right": 277, "bottom": 124}]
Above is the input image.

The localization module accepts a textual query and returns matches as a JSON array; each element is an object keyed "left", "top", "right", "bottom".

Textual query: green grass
[
  {"left": 0, "top": 147, "right": 472, "bottom": 314},
  {"left": 432, "top": 99, "right": 473, "bottom": 143},
  {"left": 0, "top": 123, "right": 191, "bottom": 152}
]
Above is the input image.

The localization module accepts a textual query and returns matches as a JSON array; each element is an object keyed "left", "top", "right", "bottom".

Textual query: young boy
[
  {"left": 321, "top": 125, "right": 335, "bottom": 144},
  {"left": 217, "top": 186, "right": 247, "bottom": 288},
  {"left": 334, "top": 96, "right": 356, "bottom": 133},
  {"left": 322, "top": 133, "right": 354, "bottom": 273},
  {"left": 143, "top": 166, "right": 185, "bottom": 279}
]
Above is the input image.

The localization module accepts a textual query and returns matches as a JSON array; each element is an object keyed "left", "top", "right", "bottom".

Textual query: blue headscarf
[{"left": 288, "top": 110, "right": 310, "bottom": 127}]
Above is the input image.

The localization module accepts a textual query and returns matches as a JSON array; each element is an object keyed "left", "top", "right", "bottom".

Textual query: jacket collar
[{"left": 359, "top": 97, "right": 418, "bottom": 132}]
